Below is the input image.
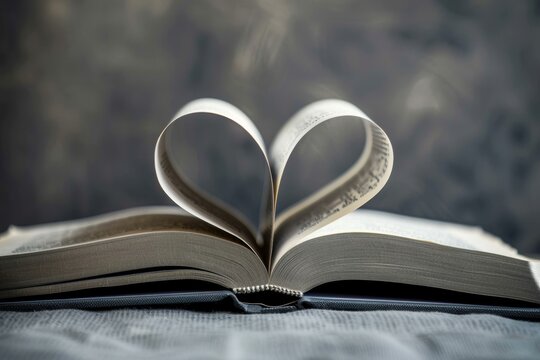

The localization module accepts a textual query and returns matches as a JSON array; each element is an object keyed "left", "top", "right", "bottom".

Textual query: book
[{"left": 1, "top": 98, "right": 539, "bottom": 306}]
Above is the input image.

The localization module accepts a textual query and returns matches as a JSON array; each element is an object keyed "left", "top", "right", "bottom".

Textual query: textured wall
[{"left": 1, "top": 0, "right": 539, "bottom": 251}]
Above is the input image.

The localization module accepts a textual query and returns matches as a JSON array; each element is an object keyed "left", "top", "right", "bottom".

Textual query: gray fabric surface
[{"left": 1, "top": 309, "right": 540, "bottom": 359}]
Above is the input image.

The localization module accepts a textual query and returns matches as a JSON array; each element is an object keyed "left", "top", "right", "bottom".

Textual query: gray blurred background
[{"left": 1, "top": 0, "right": 539, "bottom": 252}]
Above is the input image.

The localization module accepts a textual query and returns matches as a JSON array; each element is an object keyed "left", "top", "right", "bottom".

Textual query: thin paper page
[
  {"left": 270, "top": 100, "right": 393, "bottom": 256},
  {"left": 274, "top": 209, "right": 521, "bottom": 263},
  {"left": 0, "top": 207, "right": 200, "bottom": 255},
  {"left": 155, "top": 99, "right": 275, "bottom": 254}
]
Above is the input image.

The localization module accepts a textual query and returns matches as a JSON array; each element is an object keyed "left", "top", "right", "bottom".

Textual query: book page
[
  {"left": 270, "top": 210, "right": 540, "bottom": 304},
  {"left": 0, "top": 207, "right": 239, "bottom": 256},
  {"left": 270, "top": 100, "right": 393, "bottom": 258},
  {"left": 0, "top": 206, "right": 269, "bottom": 294},
  {"left": 281, "top": 209, "right": 521, "bottom": 260},
  {"left": 155, "top": 99, "right": 275, "bottom": 256}
]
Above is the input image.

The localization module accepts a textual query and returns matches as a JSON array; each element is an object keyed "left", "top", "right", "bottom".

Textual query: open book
[{"left": 1, "top": 99, "right": 539, "bottom": 306}]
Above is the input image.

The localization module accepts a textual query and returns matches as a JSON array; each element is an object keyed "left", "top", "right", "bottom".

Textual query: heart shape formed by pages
[{"left": 155, "top": 99, "right": 393, "bottom": 264}]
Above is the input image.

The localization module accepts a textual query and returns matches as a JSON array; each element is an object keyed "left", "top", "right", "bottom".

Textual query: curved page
[
  {"left": 155, "top": 99, "right": 274, "bottom": 255},
  {"left": 270, "top": 99, "right": 393, "bottom": 258}
]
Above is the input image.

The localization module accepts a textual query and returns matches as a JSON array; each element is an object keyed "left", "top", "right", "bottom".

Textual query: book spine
[{"left": 232, "top": 284, "right": 303, "bottom": 297}]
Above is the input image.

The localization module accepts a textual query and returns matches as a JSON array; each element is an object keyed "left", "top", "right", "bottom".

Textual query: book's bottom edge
[{"left": 1, "top": 291, "right": 540, "bottom": 321}]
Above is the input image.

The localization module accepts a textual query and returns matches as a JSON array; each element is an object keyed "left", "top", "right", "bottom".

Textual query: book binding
[{"left": 233, "top": 284, "right": 303, "bottom": 297}]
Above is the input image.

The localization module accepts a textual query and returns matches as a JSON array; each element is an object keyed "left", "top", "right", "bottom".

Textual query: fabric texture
[{"left": 1, "top": 309, "right": 540, "bottom": 359}]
